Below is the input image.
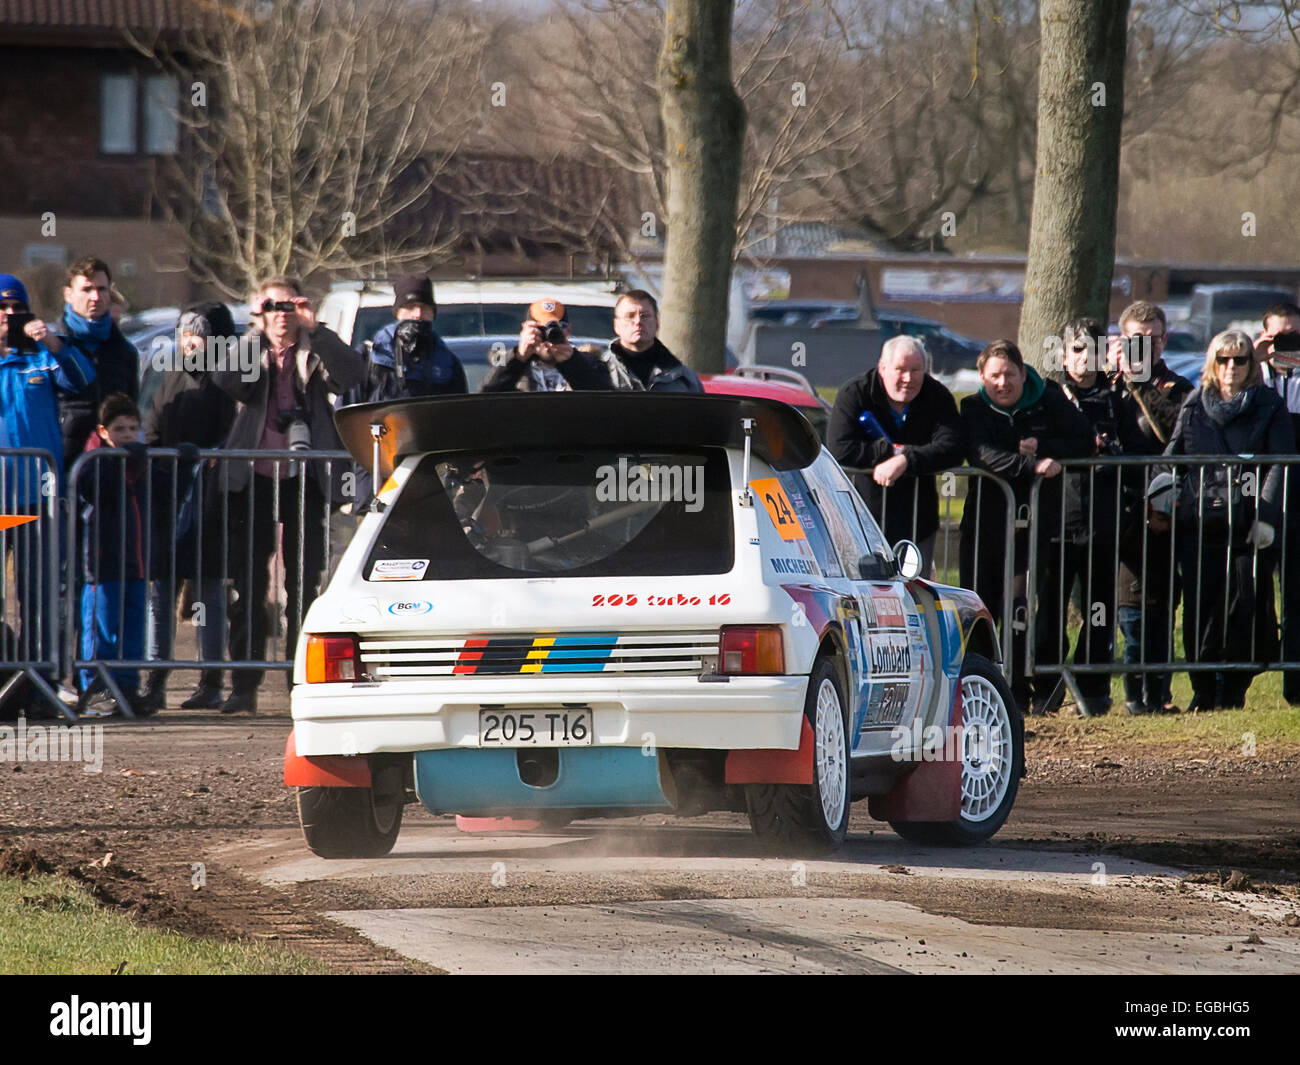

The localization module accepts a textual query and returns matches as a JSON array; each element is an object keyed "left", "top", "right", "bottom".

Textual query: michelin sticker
[{"left": 370, "top": 558, "right": 429, "bottom": 581}]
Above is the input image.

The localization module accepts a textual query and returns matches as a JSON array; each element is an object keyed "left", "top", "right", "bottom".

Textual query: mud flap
[
  {"left": 867, "top": 683, "right": 962, "bottom": 823},
  {"left": 283, "top": 730, "right": 371, "bottom": 787}
]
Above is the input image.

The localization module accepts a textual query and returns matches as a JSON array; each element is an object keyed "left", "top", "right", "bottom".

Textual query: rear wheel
[
  {"left": 297, "top": 772, "right": 403, "bottom": 859},
  {"left": 890, "top": 652, "right": 1022, "bottom": 846},
  {"left": 745, "top": 657, "right": 850, "bottom": 853}
]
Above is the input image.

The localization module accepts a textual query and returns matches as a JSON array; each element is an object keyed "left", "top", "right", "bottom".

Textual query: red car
[{"left": 699, "top": 366, "right": 832, "bottom": 441}]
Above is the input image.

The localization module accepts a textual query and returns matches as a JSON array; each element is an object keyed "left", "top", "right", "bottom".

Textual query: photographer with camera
[
  {"left": 1046, "top": 316, "right": 1151, "bottom": 716},
  {"left": 1108, "top": 301, "right": 1193, "bottom": 451},
  {"left": 1253, "top": 300, "right": 1300, "bottom": 704},
  {"left": 210, "top": 276, "right": 364, "bottom": 714},
  {"left": 480, "top": 298, "right": 616, "bottom": 392},
  {"left": 0, "top": 274, "right": 94, "bottom": 705}
]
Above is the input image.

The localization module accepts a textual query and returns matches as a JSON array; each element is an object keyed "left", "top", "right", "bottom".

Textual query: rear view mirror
[{"left": 892, "top": 540, "right": 923, "bottom": 581}]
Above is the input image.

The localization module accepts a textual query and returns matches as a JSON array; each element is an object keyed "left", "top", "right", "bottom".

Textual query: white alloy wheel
[
  {"left": 959, "top": 673, "right": 1014, "bottom": 823},
  {"left": 815, "top": 677, "right": 848, "bottom": 827}
]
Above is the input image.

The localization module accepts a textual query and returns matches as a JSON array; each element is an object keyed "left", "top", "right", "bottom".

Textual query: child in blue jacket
[{"left": 77, "top": 393, "right": 196, "bottom": 717}]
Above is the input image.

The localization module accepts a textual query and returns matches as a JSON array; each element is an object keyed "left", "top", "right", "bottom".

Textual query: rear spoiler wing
[{"left": 334, "top": 393, "right": 822, "bottom": 483}]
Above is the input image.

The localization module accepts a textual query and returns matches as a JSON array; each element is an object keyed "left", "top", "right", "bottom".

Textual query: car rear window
[{"left": 366, "top": 447, "right": 734, "bottom": 579}]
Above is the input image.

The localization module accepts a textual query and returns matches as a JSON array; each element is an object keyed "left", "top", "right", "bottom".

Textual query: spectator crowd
[{"left": 2, "top": 255, "right": 1299, "bottom": 719}]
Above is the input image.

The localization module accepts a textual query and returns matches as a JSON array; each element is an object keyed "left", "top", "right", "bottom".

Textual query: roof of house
[{"left": 0, "top": 0, "right": 186, "bottom": 34}]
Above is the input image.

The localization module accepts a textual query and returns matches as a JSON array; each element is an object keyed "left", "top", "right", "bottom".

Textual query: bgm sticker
[
  {"left": 387, "top": 600, "right": 433, "bottom": 615},
  {"left": 370, "top": 558, "right": 429, "bottom": 581}
]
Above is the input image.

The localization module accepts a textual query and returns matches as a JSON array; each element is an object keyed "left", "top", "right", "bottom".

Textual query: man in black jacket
[
  {"left": 960, "top": 339, "right": 1097, "bottom": 712},
  {"left": 828, "top": 336, "right": 963, "bottom": 575},
  {"left": 58, "top": 256, "right": 140, "bottom": 471},
  {"left": 480, "top": 298, "right": 615, "bottom": 392},
  {"left": 1046, "top": 317, "right": 1153, "bottom": 716},
  {"left": 605, "top": 291, "right": 703, "bottom": 392},
  {"left": 1109, "top": 301, "right": 1194, "bottom": 451},
  {"left": 141, "top": 302, "right": 240, "bottom": 712}
]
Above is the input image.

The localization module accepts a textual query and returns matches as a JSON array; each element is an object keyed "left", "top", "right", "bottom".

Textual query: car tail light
[
  {"left": 305, "top": 634, "right": 362, "bottom": 683},
  {"left": 719, "top": 625, "right": 785, "bottom": 675}
]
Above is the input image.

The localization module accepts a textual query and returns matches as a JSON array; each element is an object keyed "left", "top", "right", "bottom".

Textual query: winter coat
[
  {"left": 0, "top": 340, "right": 94, "bottom": 506},
  {"left": 77, "top": 436, "right": 197, "bottom": 583},
  {"left": 605, "top": 339, "right": 703, "bottom": 393},
  {"left": 345, "top": 320, "right": 468, "bottom": 401},
  {"left": 1116, "top": 360, "right": 1195, "bottom": 451},
  {"left": 1051, "top": 371, "right": 1152, "bottom": 542},
  {"left": 480, "top": 346, "right": 616, "bottom": 392},
  {"left": 959, "top": 367, "right": 1096, "bottom": 549},
  {"left": 211, "top": 324, "right": 365, "bottom": 498},
  {"left": 57, "top": 312, "right": 140, "bottom": 469},
  {"left": 1165, "top": 384, "right": 1292, "bottom": 539},
  {"left": 827, "top": 369, "right": 964, "bottom": 544}
]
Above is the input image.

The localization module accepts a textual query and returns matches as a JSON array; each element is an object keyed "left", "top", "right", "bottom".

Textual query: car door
[{"left": 801, "top": 454, "right": 927, "bottom": 754}]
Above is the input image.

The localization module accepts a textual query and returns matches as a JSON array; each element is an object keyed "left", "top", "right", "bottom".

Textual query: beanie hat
[{"left": 0, "top": 274, "right": 30, "bottom": 307}]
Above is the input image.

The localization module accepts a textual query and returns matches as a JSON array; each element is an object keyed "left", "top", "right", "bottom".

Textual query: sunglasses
[
  {"left": 0, "top": 301, "right": 24, "bottom": 312},
  {"left": 1215, "top": 355, "right": 1252, "bottom": 366},
  {"left": 257, "top": 299, "right": 298, "bottom": 315}
]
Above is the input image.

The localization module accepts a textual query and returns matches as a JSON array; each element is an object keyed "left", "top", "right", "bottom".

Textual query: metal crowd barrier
[
  {"left": 1027, "top": 454, "right": 1300, "bottom": 712},
  {"left": 64, "top": 447, "right": 352, "bottom": 718},
  {"left": 843, "top": 466, "right": 1018, "bottom": 671},
  {"left": 0, "top": 448, "right": 65, "bottom": 718}
]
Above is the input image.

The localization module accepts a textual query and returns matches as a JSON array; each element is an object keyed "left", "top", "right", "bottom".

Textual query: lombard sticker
[
  {"left": 749, "top": 478, "right": 807, "bottom": 542},
  {"left": 387, "top": 600, "right": 433, "bottom": 616},
  {"left": 868, "top": 634, "right": 912, "bottom": 678},
  {"left": 370, "top": 558, "right": 428, "bottom": 581}
]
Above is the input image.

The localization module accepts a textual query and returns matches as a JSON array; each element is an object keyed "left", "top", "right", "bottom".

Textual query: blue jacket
[
  {"left": 362, "top": 320, "right": 467, "bottom": 396},
  {"left": 0, "top": 341, "right": 94, "bottom": 506}
]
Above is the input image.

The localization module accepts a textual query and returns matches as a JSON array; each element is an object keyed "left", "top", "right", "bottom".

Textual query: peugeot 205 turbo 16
[{"left": 284, "top": 393, "right": 1022, "bottom": 857}]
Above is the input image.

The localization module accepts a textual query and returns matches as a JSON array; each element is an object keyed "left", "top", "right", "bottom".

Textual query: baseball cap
[
  {"left": 0, "top": 274, "right": 30, "bottom": 307},
  {"left": 393, "top": 275, "right": 435, "bottom": 314},
  {"left": 1146, "top": 472, "right": 1175, "bottom": 515},
  {"left": 528, "top": 298, "right": 567, "bottom": 324}
]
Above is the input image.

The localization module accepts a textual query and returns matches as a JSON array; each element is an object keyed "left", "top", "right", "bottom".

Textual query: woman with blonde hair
[{"left": 1166, "top": 330, "right": 1292, "bottom": 709}]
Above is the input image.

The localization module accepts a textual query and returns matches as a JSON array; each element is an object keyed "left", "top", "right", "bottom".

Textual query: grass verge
[
  {"left": 1028, "top": 703, "right": 1300, "bottom": 756},
  {"left": 0, "top": 873, "right": 329, "bottom": 975}
]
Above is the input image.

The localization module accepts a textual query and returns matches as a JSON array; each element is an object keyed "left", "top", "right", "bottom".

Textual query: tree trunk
[
  {"left": 657, "top": 0, "right": 745, "bottom": 375},
  {"left": 1018, "top": 0, "right": 1129, "bottom": 369}
]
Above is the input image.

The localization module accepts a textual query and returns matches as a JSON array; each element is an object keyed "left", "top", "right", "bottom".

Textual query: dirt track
[{"left": 2, "top": 697, "right": 1299, "bottom": 973}]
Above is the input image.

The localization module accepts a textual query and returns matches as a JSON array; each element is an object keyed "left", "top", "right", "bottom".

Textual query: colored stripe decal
[
  {"left": 453, "top": 638, "right": 489, "bottom": 674},
  {"left": 541, "top": 634, "right": 618, "bottom": 673},
  {"left": 520, "top": 636, "right": 556, "bottom": 673}
]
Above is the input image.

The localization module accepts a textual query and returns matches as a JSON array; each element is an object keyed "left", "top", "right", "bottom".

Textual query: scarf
[
  {"left": 64, "top": 305, "right": 113, "bottom": 346},
  {"left": 1200, "top": 384, "right": 1254, "bottom": 426},
  {"left": 529, "top": 360, "right": 570, "bottom": 392}
]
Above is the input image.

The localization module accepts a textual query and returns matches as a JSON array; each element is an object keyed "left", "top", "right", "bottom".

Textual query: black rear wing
[{"left": 334, "top": 393, "right": 822, "bottom": 482}]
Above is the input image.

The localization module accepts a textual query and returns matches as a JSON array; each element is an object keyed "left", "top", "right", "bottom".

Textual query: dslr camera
[
  {"left": 1, "top": 310, "right": 38, "bottom": 353},
  {"left": 538, "top": 321, "right": 567, "bottom": 345},
  {"left": 276, "top": 407, "right": 311, "bottom": 452},
  {"left": 393, "top": 319, "right": 435, "bottom": 383}
]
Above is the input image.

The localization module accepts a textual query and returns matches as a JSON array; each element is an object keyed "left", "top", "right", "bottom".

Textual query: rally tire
[
  {"left": 745, "top": 657, "right": 851, "bottom": 854},
  {"left": 890, "top": 652, "right": 1023, "bottom": 846},
  {"left": 297, "top": 784, "right": 403, "bottom": 859}
]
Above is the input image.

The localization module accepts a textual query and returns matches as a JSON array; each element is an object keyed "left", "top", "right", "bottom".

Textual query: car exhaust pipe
[{"left": 517, "top": 748, "right": 559, "bottom": 788}]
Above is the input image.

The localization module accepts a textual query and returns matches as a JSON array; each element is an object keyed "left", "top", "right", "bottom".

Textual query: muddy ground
[{"left": 2, "top": 690, "right": 1298, "bottom": 974}]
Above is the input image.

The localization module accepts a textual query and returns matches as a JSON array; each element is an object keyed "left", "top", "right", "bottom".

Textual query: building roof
[{"left": 0, "top": 0, "right": 186, "bottom": 33}]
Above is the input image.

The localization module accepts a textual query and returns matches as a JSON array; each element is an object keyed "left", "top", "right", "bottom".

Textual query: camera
[
  {"left": 1, "top": 310, "right": 37, "bottom": 353},
  {"left": 540, "top": 322, "right": 567, "bottom": 345},
  {"left": 393, "top": 319, "right": 433, "bottom": 366},
  {"left": 1272, "top": 331, "right": 1300, "bottom": 372},
  {"left": 277, "top": 407, "right": 311, "bottom": 452}
]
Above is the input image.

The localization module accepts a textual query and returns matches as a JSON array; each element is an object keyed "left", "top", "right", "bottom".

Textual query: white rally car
[{"left": 285, "top": 394, "right": 1022, "bottom": 856}]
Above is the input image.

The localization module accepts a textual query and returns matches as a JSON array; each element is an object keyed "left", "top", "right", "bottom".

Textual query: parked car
[
  {"left": 284, "top": 393, "right": 1023, "bottom": 857},
  {"left": 1185, "top": 283, "right": 1296, "bottom": 349},
  {"left": 700, "top": 365, "right": 832, "bottom": 441}
]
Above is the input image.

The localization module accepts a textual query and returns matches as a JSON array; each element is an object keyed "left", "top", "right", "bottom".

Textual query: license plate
[{"left": 479, "top": 708, "right": 593, "bottom": 746}]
